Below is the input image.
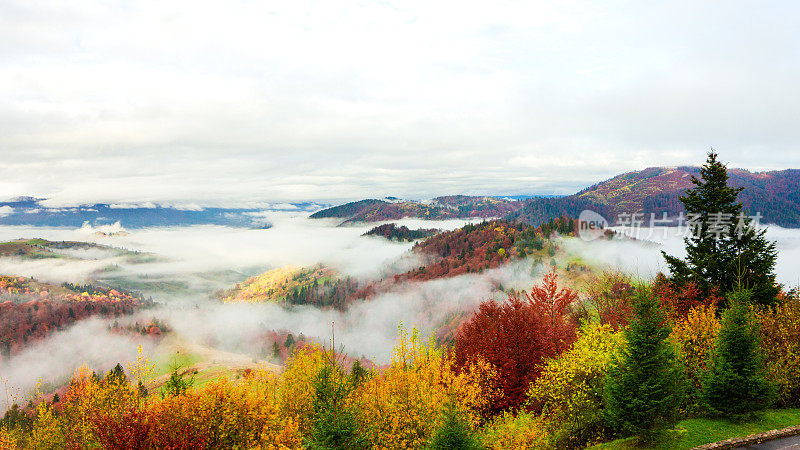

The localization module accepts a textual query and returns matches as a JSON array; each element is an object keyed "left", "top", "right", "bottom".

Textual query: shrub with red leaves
[
  {"left": 583, "top": 272, "right": 636, "bottom": 330},
  {"left": 92, "top": 409, "right": 152, "bottom": 450},
  {"left": 453, "top": 271, "right": 578, "bottom": 416},
  {"left": 653, "top": 274, "right": 719, "bottom": 321},
  {"left": 92, "top": 408, "right": 209, "bottom": 450}
]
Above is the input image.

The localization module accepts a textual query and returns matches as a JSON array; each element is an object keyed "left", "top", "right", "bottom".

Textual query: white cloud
[
  {"left": 0, "top": 1, "right": 797, "bottom": 205},
  {"left": 0, "top": 206, "right": 13, "bottom": 217}
]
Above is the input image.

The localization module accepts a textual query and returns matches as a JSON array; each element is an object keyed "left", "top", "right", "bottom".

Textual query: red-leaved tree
[
  {"left": 652, "top": 273, "right": 719, "bottom": 322},
  {"left": 453, "top": 271, "right": 578, "bottom": 415}
]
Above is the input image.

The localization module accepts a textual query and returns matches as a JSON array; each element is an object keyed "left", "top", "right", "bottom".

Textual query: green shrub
[{"left": 529, "top": 322, "right": 624, "bottom": 447}]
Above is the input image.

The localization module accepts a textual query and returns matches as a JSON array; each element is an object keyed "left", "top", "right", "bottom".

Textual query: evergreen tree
[
  {"left": 604, "top": 289, "right": 684, "bottom": 441},
  {"left": 161, "top": 366, "right": 194, "bottom": 398},
  {"left": 106, "top": 362, "right": 126, "bottom": 384},
  {"left": 701, "top": 291, "right": 775, "bottom": 416},
  {"left": 306, "top": 355, "right": 368, "bottom": 450},
  {"left": 426, "top": 403, "right": 482, "bottom": 450},
  {"left": 662, "top": 151, "right": 780, "bottom": 306}
]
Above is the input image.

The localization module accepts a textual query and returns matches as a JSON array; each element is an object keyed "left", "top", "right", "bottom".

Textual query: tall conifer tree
[
  {"left": 662, "top": 151, "right": 780, "bottom": 306},
  {"left": 603, "top": 289, "right": 684, "bottom": 441}
]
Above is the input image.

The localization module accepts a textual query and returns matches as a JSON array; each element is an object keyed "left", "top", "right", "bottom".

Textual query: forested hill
[
  {"left": 311, "top": 167, "right": 800, "bottom": 227},
  {"left": 309, "top": 195, "right": 522, "bottom": 224},
  {"left": 510, "top": 167, "right": 800, "bottom": 227}
]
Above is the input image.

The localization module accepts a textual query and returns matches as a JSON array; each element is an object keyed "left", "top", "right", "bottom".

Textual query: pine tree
[
  {"left": 306, "top": 354, "right": 368, "bottom": 450},
  {"left": 701, "top": 291, "right": 775, "bottom": 416},
  {"left": 426, "top": 403, "right": 482, "bottom": 450},
  {"left": 662, "top": 151, "right": 780, "bottom": 306},
  {"left": 604, "top": 289, "right": 684, "bottom": 441}
]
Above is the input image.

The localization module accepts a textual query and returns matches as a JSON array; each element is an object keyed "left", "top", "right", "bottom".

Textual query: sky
[{"left": 1, "top": 0, "right": 799, "bottom": 206}]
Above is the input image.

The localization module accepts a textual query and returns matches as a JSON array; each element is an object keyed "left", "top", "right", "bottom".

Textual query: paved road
[{"left": 739, "top": 434, "right": 800, "bottom": 449}]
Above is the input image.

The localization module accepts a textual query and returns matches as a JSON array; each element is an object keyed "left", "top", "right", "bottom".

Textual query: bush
[
  {"left": 756, "top": 293, "right": 800, "bottom": 407},
  {"left": 356, "top": 327, "right": 494, "bottom": 448},
  {"left": 279, "top": 346, "right": 329, "bottom": 435},
  {"left": 604, "top": 289, "right": 684, "bottom": 442},
  {"left": 702, "top": 291, "right": 776, "bottom": 416},
  {"left": 529, "top": 322, "right": 624, "bottom": 448},
  {"left": 654, "top": 276, "right": 720, "bottom": 323},
  {"left": 669, "top": 304, "right": 721, "bottom": 413},
  {"left": 479, "top": 410, "right": 545, "bottom": 450},
  {"left": 582, "top": 271, "right": 635, "bottom": 330},
  {"left": 454, "top": 272, "right": 577, "bottom": 414}
]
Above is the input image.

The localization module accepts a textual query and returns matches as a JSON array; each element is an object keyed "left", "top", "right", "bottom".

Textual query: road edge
[{"left": 693, "top": 424, "right": 800, "bottom": 449}]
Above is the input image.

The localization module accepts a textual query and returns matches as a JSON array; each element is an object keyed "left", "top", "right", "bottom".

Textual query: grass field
[{"left": 592, "top": 408, "right": 800, "bottom": 449}]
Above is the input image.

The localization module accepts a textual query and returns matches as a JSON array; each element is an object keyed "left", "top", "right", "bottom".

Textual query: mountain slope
[
  {"left": 311, "top": 167, "right": 800, "bottom": 227},
  {"left": 0, "top": 276, "right": 146, "bottom": 356},
  {"left": 309, "top": 195, "right": 522, "bottom": 224},
  {"left": 511, "top": 167, "right": 800, "bottom": 227}
]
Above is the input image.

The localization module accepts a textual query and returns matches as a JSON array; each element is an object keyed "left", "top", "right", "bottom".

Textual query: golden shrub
[
  {"left": 755, "top": 295, "right": 800, "bottom": 406},
  {"left": 528, "top": 322, "right": 624, "bottom": 447},
  {"left": 479, "top": 410, "right": 545, "bottom": 450},
  {"left": 355, "top": 327, "right": 494, "bottom": 449},
  {"left": 669, "top": 304, "right": 720, "bottom": 390}
]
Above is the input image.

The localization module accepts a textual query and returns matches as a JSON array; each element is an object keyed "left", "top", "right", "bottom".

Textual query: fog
[
  {"left": 0, "top": 319, "right": 153, "bottom": 408},
  {"left": 158, "top": 259, "right": 544, "bottom": 363},
  {"left": 0, "top": 257, "right": 122, "bottom": 284},
  {"left": 0, "top": 214, "right": 484, "bottom": 406},
  {"left": 3, "top": 216, "right": 800, "bottom": 410},
  {"left": 0, "top": 213, "right": 475, "bottom": 282},
  {"left": 592, "top": 225, "right": 800, "bottom": 288}
]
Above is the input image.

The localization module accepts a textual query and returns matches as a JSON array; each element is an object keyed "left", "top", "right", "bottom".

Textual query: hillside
[
  {"left": 218, "top": 264, "right": 358, "bottom": 309},
  {"left": 219, "top": 265, "right": 336, "bottom": 305},
  {"left": 510, "top": 167, "right": 800, "bottom": 227},
  {"left": 311, "top": 167, "right": 800, "bottom": 227},
  {"left": 0, "top": 276, "right": 146, "bottom": 357},
  {"left": 394, "top": 216, "right": 581, "bottom": 283},
  {"left": 362, "top": 223, "right": 439, "bottom": 241},
  {"left": 224, "top": 217, "right": 586, "bottom": 311},
  {"left": 309, "top": 195, "right": 522, "bottom": 224}
]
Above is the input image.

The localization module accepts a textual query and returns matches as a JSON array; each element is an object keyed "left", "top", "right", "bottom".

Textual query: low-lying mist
[
  {"left": 0, "top": 319, "right": 154, "bottom": 408},
  {"left": 157, "top": 259, "right": 545, "bottom": 363},
  {"left": 3, "top": 216, "right": 800, "bottom": 411},
  {"left": 0, "top": 214, "right": 474, "bottom": 284}
]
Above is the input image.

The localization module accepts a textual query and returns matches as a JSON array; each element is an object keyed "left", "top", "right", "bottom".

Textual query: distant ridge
[
  {"left": 311, "top": 167, "right": 800, "bottom": 227},
  {"left": 510, "top": 167, "right": 800, "bottom": 227},
  {"left": 0, "top": 199, "right": 326, "bottom": 228},
  {"left": 309, "top": 195, "right": 522, "bottom": 224}
]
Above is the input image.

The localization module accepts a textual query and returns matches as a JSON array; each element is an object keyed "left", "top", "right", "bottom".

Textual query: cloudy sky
[{"left": 1, "top": 0, "right": 798, "bottom": 206}]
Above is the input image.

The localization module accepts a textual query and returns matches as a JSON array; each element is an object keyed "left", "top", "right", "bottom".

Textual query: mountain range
[
  {"left": 4, "top": 166, "right": 798, "bottom": 229},
  {"left": 0, "top": 197, "right": 324, "bottom": 228},
  {"left": 312, "top": 167, "right": 800, "bottom": 227}
]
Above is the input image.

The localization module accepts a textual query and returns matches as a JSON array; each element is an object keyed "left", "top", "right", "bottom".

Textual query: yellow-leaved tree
[
  {"left": 528, "top": 322, "right": 624, "bottom": 448},
  {"left": 755, "top": 294, "right": 800, "bottom": 406},
  {"left": 669, "top": 304, "right": 720, "bottom": 412},
  {"left": 355, "top": 327, "right": 495, "bottom": 449}
]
